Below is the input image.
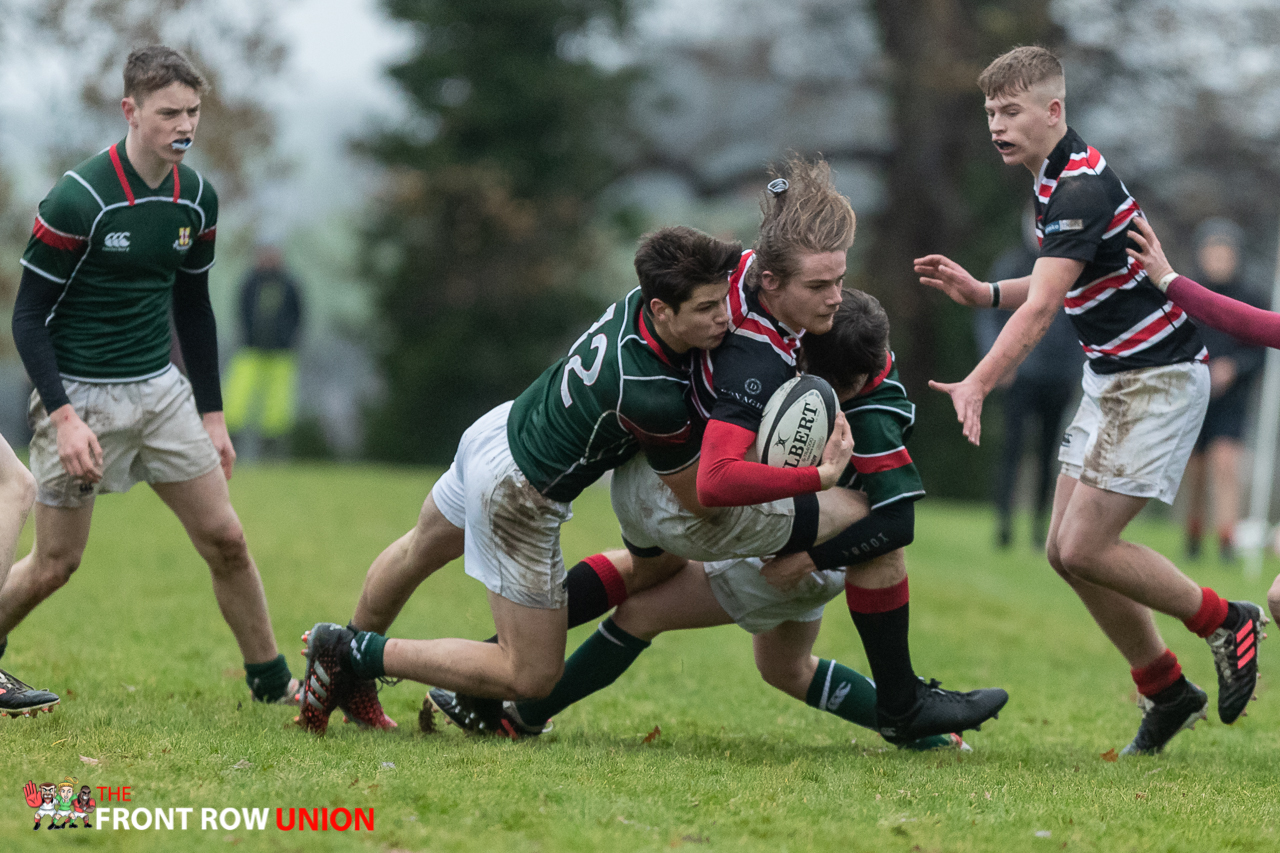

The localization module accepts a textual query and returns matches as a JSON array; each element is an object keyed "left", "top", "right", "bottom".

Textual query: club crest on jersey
[
  {"left": 173, "top": 228, "right": 191, "bottom": 251},
  {"left": 103, "top": 232, "right": 130, "bottom": 252}
]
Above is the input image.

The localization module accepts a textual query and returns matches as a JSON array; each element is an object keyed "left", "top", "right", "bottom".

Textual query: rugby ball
[{"left": 755, "top": 374, "right": 838, "bottom": 468}]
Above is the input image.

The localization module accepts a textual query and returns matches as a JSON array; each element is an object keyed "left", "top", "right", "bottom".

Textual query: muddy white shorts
[
  {"left": 430, "top": 402, "right": 571, "bottom": 609},
  {"left": 609, "top": 454, "right": 795, "bottom": 561},
  {"left": 704, "top": 556, "right": 846, "bottom": 634},
  {"left": 1058, "top": 361, "right": 1209, "bottom": 504},
  {"left": 28, "top": 364, "right": 222, "bottom": 508}
]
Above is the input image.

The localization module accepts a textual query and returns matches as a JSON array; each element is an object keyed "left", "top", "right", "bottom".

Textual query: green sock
[
  {"left": 805, "top": 659, "right": 956, "bottom": 750},
  {"left": 350, "top": 631, "right": 388, "bottom": 680},
  {"left": 245, "top": 654, "right": 292, "bottom": 702},
  {"left": 805, "top": 659, "right": 879, "bottom": 729},
  {"left": 516, "top": 617, "right": 650, "bottom": 727}
]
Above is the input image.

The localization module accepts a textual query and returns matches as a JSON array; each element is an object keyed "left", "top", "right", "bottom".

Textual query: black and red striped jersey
[
  {"left": 1034, "top": 128, "right": 1205, "bottom": 373},
  {"left": 690, "top": 250, "right": 802, "bottom": 432}
]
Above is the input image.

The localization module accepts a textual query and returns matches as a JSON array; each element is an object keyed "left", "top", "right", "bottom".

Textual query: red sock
[
  {"left": 1130, "top": 649, "right": 1183, "bottom": 697},
  {"left": 1183, "top": 586, "right": 1229, "bottom": 638},
  {"left": 583, "top": 553, "right": 628, "bottom": 608},
  {"left": 845, "top": 577, "right": 910, "bottom": 613}
]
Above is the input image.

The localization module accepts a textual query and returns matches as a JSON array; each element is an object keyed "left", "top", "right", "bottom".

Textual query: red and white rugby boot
[
  {"left": 341, "top": 679, "right": 398, "bottom": 730},
  {"left": 297, "top": 623, "right": 356, "bottom": 735}
]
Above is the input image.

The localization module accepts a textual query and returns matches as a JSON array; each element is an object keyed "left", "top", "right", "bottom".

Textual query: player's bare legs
[
  {"left": 844, "top": 548, "right": 907, "bottom": 590},
  {"left": 351, "top": 493, "right": 464, "bottom": 634},
  {"left": 612, "top": 561, "right": 735, "bottom": 640},
  {"left": 383, "top": 593, "right": 568, "bottom": 699},
  {"left": 1045, "top": 474, "right": 1167, "bottom": 668},
  {"left": 151, "top": 469, "right": 277, "bottom": 664},
  {"left": 0, "top": 441, "right": 36, "bottom": 595},
  {"left": 1051, "top": 475, "right": 1203, "bottom": 626},
  {"left": 0, "top": 503, "right": 94, "bottom": 639},
  {"left": 752, "top": 618, "right": 823, "bottom": 700},
  {"left": 1267, "top": 575, "right": 1280, "bottom": 627}
]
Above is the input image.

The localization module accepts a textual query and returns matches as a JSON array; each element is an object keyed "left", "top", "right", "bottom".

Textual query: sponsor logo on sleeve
[{"left": 1044, "top": 219, "right": 1084, "bottom": 235}]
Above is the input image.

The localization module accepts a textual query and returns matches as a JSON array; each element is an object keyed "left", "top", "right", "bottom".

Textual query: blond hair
[
  {"left": 748, "top": 155, "right": 856, "bottom": 291},
  {"left": 978, "top": 45, "right": 1064, "bottom": 101}
]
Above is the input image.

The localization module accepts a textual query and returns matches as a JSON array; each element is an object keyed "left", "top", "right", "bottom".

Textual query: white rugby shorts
[
  {"left": 1058, "top": 361, "right": 1209, "bottom": 504},
  {"left": 704, "top": 557, "right": 846, "bottom": 634},
  {"left": 609, "top": 453, "right": 795, "bottom": 561},
  {"left": 28, "top": 364, "right": 221, "bottom": 508},
  {"left": 430, "top": 401, "right": 571, "bottom": 610}
]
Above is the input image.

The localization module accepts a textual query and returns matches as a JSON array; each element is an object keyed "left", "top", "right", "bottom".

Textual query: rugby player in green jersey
[
  {"left": 495, "top": 291, "right": 972, "bottom": 749},
  {"left": 295, "top": 226, "right": 856, "bottom": 735},
  {"left": 0, "top": 46, "right": 299, "bottom": 713}
]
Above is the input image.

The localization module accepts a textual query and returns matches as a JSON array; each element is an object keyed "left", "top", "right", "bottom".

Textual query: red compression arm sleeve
[
  {"left": 696, "top": 419, "right": 823, "bottom": 507},
  {"left": 1167, "top": 274, "right": 1280, "bottom": 349}
]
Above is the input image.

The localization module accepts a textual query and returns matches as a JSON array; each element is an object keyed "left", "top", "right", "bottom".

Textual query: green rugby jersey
[
  {"left": 508, "top": 288, "right": 702, "bottom": 502},
  {"left": 20, "top": 140, "right": 218, "bottom": 381},
  {"left": 838, "top": 351, "right": 925, "bottom": 508}
]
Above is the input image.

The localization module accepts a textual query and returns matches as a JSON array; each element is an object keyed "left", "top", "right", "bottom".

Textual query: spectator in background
[
  {"left": 223, "top": 245, "right": 304, "bottom": 456},
  {"left": 1181, "top": 218, "right": 1265, "bottom": 562},
  {"left": 974, "top": 205, "right": 1083, "bottom": 548}
]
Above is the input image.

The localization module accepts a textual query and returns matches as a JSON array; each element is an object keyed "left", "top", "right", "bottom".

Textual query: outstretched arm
[
  {"left": 1128, "top": 217, "right": 1280, "bottom": 349},
  {"left": 915, "top": 253, "right": 1032, "bottom": 310},
  {"left": 929, "top": 256, "right": 1082, "bottom": 445}
]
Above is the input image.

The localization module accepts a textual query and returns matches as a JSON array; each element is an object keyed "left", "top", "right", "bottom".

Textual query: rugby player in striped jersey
[
  {"left": 915, "top": 46, "right": 1266, "bottom": 755},
  {"left": 490, "top": 291, "right": 990, "bottom": 749},
  {"left": 295, "top": 227, "right": 845, "bottom": 735}
]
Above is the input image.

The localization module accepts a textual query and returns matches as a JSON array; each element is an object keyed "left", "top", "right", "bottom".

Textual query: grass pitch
[{"left": 2, "top": 463, "right": 1279, "bottom": 852}]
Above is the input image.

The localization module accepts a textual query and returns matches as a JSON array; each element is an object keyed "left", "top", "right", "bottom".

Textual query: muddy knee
[{"left": 203, "top": 521, "right": 250, "bottom": 572}]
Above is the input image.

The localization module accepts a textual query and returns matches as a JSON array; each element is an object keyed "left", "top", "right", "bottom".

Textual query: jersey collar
[
  {"left": 110, "top": 140, "right": 181, "bottom": 206},
  {"left": 854, "top": 350, "right": 895, "bottom": 397},
  {"left": 1034, "top": 126, "right": 1084, "bottom": 200},
  {"left": 638, "top": 302, "right": 690, "bottom": 371}
]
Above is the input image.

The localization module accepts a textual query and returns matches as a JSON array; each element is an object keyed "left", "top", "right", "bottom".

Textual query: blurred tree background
[
  {"left": 359, "top": 0, "right": 637, "bottom": 462},
  {"left": 3, "top": 0, "right": 1280, "bottom": 499}
]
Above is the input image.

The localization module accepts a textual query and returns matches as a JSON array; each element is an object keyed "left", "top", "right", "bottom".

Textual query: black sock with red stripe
[
  {"left": 565, "top": 554, "right": 628, "bottom": 628},
  {"left": 847, "top": 578, "right": 918, "bottom": 716}
]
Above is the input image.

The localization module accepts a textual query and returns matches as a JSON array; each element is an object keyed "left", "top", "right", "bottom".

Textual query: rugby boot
[
  {"left": 498, "top": 701, "right": 552, "bottom": 740},
  {"left": 1120, "top": 680, "right": 1208, "bottom": 756},
  {"left": 876, "top": 678, "right": 1008, "bottom": 745},
  {"left": 897, "top": 732, "right": 972, "bottom": 752},
  {"left": 0, "top": 668, "right": 59, "bottom": 717},
  {"left": 427, "top": 688, "right": 504, "bottom": 734},
  {"left": 297, "top": 623, "right": 356, "bottom": 735},
  {"left": 340, "top": 679, "right": 398, "bottom": 730},
  {"left": 1208, "top": 601, "right": 1267, "bottom": 724}
]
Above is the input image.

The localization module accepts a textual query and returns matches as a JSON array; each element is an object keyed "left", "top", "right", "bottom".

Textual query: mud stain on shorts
[
  {"left": 1085, "top": 369, "right": 1178, "bottom": 481},
  {"left": 486, "top": 472, "right": 561, "bottom": 567}
]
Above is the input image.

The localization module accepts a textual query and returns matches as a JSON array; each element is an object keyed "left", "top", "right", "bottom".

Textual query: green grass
[{"left": 2, "top": 463, "right": 1279, "bottom": 851}]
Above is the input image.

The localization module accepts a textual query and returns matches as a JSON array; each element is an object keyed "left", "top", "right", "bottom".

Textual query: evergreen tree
[{"left": 362, "top": 0, "right": 635, "bottom": 462}]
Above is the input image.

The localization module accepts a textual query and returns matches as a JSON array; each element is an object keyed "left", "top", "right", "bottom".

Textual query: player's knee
[
  {"left": 1267, "top": 578, "right": 1280, "bottom": 626},
  {"left": 0, "top": 460, "right": 36, "bottom": 510},
  {"left": 755, "top": 659, "right": 800, "bottom": 694},
  {"left": 508, "top": 659, "right": 565, "bottom": 701},
  {"left": 36, "top": 549, "right": 81, "bottom": 590},
  {"left": 204, "top": 520, "right": 249, "bottom": 570}
]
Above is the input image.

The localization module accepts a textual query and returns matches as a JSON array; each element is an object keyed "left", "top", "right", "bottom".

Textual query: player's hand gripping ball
[{"left": 755, "top": 375, "right": 838, "bottom": 468}]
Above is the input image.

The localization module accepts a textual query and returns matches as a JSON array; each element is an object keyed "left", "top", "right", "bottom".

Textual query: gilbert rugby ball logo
[{"left": 103, "top": 232, "right": 130, "bottom": 251}]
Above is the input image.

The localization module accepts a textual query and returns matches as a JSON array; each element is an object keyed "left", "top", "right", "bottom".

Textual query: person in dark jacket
[
  {"left": 1180, "top": 219, "right": 1265, "bottom": 562},
  {"left": 223, "top": 245, "right": 304, "bottom": 451},
  {"left": 974, "top": 206, "right": 1083, "bottom": 547}
]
